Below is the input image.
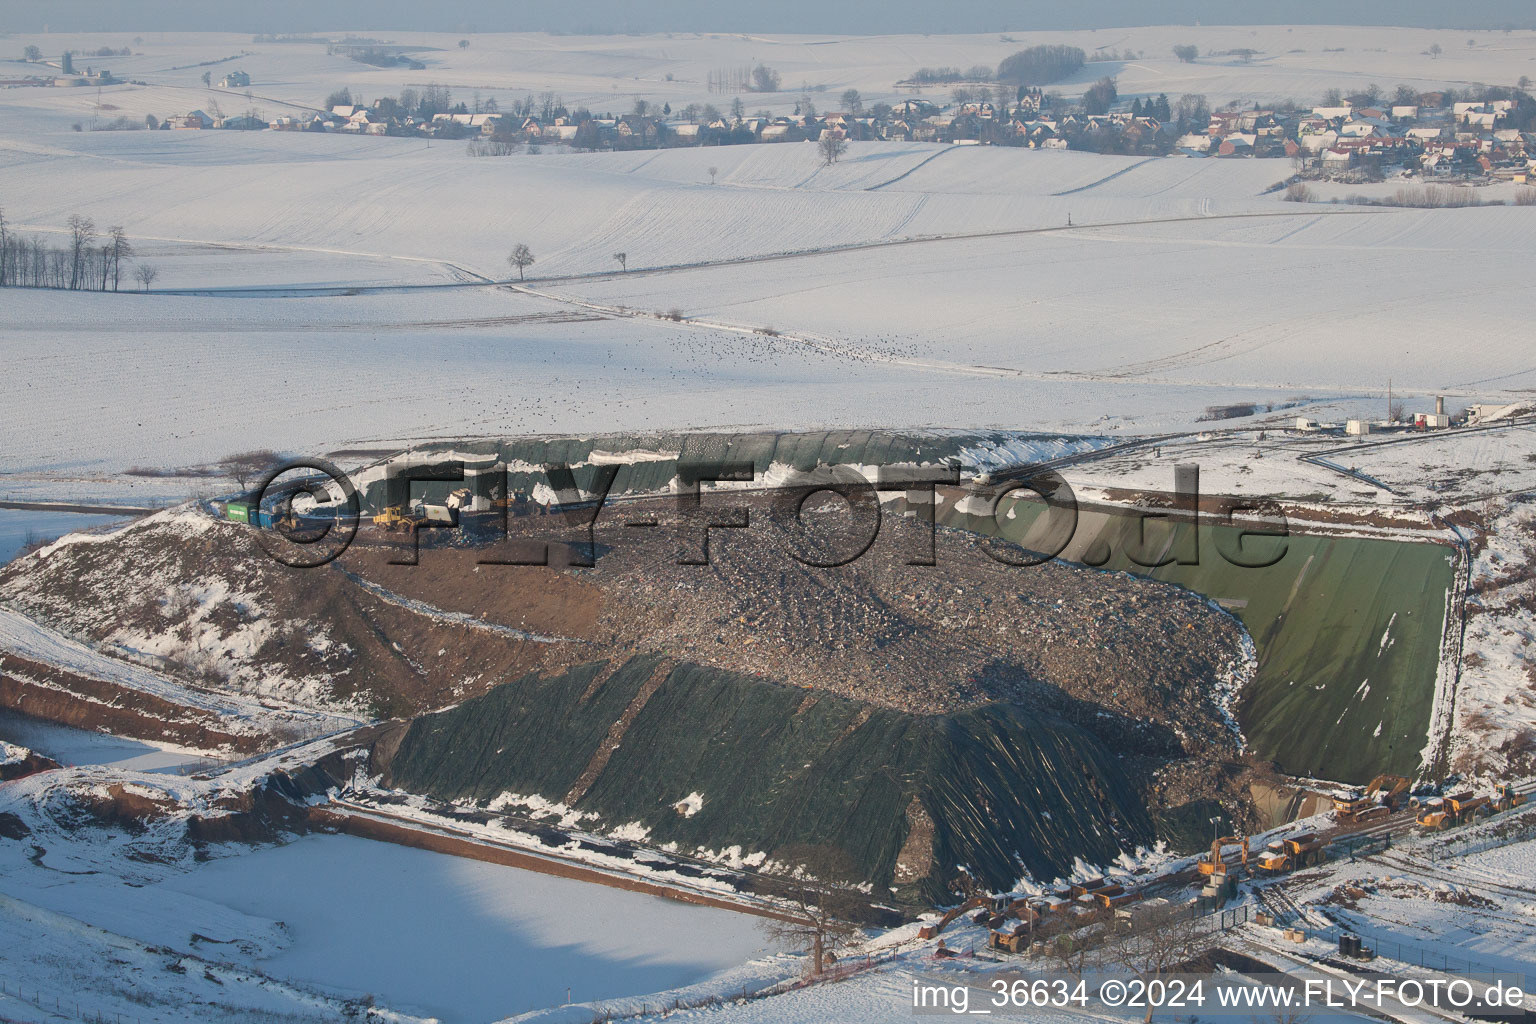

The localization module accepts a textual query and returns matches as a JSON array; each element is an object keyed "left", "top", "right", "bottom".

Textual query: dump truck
[
  {"left": 1493, "top": 783, "right": 1526, "bottom": 813},
  {"left": 1253, "top": 833, "right": 1328, "bottom": 875},
  {"left": 1197, "top": 835, "right": 1249, "bottom": 878},
  {"left": 1415, "top": 792, "right": 1490, "bottom": 830},
  {"left": 1333, "top": 774, "right": 1411, "bottom": 821}
]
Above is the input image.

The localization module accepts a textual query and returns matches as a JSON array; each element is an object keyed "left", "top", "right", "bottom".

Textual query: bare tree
[
  {"left": 840, "top": 88, "right": 863, "bottom": 114},
  {"left": 818, "top": 134, "right": 848, "bottom": 165},
  {"left": 1102, "top": 904, "right": 1215, "bottom": 1023},
  {"left": 134, "top": 263, "right": 159, "bottom": 291},
  {"left": 612, "top": 251, "right": 626, "bottom": 272},
  {"left": 707, "top": 165, "right": 719, "bottom": 184},
  {"left": 106, "top": 226, "right": 132, "bottom": 291},
  {"left": 1173, "top": 44, "right": 1199, "bottom": 63},
  {"left": 219, "top": 449, "right": 283, "bottom": 489},
  {"left": 459, "top": 39, "right": 470, "bottom": 49},
  {"left": 755, "top": 846, "right": 865, "bottom": 977},
  {"left": 67, "top": 214, "right": 95, "bottom": 291},
  {"left": 506, "top": 243, "right": 535, "bottom": 281},
  {"left": 1045, "top": 926, "right": 1104, "bottom": 977}
]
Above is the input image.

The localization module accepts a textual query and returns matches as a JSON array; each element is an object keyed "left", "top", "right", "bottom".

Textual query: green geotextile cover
[{"left": 387, "top": 655, "right": 1153, "bottom": 902}]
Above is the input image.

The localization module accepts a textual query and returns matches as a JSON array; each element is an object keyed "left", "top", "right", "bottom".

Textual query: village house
[{"left": 172, "top": 110, "right": 214, "bottom": 129}]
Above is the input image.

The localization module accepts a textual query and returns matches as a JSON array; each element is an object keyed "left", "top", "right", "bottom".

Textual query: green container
[{"left": 225, "top": 501, "right": 251, "bottom": 524}]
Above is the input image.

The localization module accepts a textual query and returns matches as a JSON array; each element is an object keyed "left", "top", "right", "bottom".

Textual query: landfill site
[{"left": 2, "top": 425, "right": 1534, "bottom": 1020}]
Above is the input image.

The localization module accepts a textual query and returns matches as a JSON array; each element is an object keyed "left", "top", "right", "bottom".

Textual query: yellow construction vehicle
[
  {"left": 1493, "top": 783, "right": 1526, "bottom": 813},
  {"left": 372, "top": 505, "right": 422, "bottom": 532},
  {"left": 1415, "top": 792, "right": 1490, "bottom": 830},
  {"left": 1253, "top": 833, "right": 1328, "bottom": 875},
  {"left": 1333, "top": 774, "right": 1411, "bottom": 821},
  {"left": 1197, "top": 835, "right": 1249, "bottom": 878}
]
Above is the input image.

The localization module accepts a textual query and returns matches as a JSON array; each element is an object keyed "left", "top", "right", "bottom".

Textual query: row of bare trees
[{"left": 0, "top": 208, "right": 158, "bottom": 291}]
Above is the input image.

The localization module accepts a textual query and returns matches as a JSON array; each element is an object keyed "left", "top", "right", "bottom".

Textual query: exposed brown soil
[
  {"left": 562, "top": 658, "right": 672, "bottom": 806},
  {"left": 0, "top": 654, "right": 258, "bottom": 754},
  {"left": 0, "top": 748, "right": 59, "bottom": 782},
  {"left": 0, "top": 515, "right": 592, "bottom": 727}
]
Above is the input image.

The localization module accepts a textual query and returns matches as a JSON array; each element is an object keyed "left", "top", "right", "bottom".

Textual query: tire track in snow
[
  {"left": 146, "top": 209, "right": 1381, "bottom": 298},
  {"left": 864, "top": 145, "right": 961, "bottom": 190},
  {"left": 1049, "top": 156, "right": 1159, "bottom": 196},
  {"left": 884, "top": 193, "right": 930, "bottom": 236}
]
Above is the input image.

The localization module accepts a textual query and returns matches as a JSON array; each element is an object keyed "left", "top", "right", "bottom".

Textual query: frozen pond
[
  {"left": 155, "top": 834, "right": 773, "bottom": 1022},
  {"left": 0, "top": 707, "right": 214, "bottom": 773},
  {"left": 0, "top": 508, "right": 129, "bottom": 563}
]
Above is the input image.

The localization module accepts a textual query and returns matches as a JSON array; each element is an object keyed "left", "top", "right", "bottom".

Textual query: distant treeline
[
  {"left": 996, "top": 45, "right": 1086, "bottom": 85},
  {"left": 0, "top": 210, "right": 155, "bottom": 291},
  {"left": 904, "top": 65, "right": 996, "bottom": 85},
  {"left": 345, "top": 47, "right": 426, "bottom": 70}
]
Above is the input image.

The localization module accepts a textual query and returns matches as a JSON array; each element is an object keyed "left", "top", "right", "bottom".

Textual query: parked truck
[
  {"left": 1253, "top": 833, "right": 1328, "bottom": 875},
  {"left": 1415, "top": 792, "right": 1490, "bottom": 830}
]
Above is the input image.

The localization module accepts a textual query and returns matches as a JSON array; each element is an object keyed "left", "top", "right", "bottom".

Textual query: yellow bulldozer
[
  {"left": 1333, "top": 774, "right": 1411, "bottom": 823},
  {"left": 372, "top": 505, "right": 424, "bottom": 532}
]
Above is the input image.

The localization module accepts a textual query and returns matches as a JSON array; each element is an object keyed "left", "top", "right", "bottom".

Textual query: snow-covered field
[
  {"left": 2, "top": 136, "right": 1533, "bottom": 502},
  {"left": 0, "top": 820, "right": 777, "bottom": 1023},
  {"left": 3, "top": 29, "right": 1535, "bottom": 500}
]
